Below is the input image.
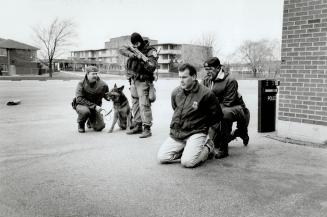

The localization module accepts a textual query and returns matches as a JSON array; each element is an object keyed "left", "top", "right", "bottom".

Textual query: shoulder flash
[{"left": 152, "top": 50, "right": 157, "bottom": 58}]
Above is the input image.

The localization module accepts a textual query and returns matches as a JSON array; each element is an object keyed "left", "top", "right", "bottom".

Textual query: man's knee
[
  {"left": 157, "top": 149, "right": 174, "bottom": 164},
  {"left": 93, "top": 123, "right": 105, "bottom": 131},
  {"left": 222, "top": 110, "right": 234, "bottom": 122},
  {"left": 181, "top": 157, "right": 197, "bottom": 168},
  {"left": 76, "top": 105, "right": 91, "bottom": 122}
]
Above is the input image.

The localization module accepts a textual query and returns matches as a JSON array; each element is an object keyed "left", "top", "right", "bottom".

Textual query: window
[
  {"left": 163, "top": 45, "right": 168, "bottom": 50},
  {"left": 0, "top": 64, "right": 8, "bottom": 71},
  {"left": 0, "top": 48, "right": 7, "bottom": 56}
]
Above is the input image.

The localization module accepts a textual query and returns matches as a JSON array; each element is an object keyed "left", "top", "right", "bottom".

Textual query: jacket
[
  {"left": 202, "top": 69, "right": 246, "bottom": 108},
  {"left": 75, "top": 76, "right": 110, "bottom": 110},
  {"left": 119, "top": 40, "right": 158, "bottom": 81},
  {"left": 170, "top": 80, "right": 223, "bottom": 140}
]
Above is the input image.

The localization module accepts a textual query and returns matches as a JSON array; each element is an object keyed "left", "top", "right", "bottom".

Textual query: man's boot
[
  {"left": 139, "top": 125, "right": 152, "bottom": 138},
  {"left": 231, "top": 129, "right": 249, "bottom": 146},
  {"left": 215, "top": 142, "right": 229, "bottom": 159},
  {"left": 86, "top": 120, "right": 92, "bottom": 129},
  {"left": 78, "top": 122, "right": 85, "bottom": 133},
  {"left": 126, "top": 123, "right": 142, "bottom": 135}
]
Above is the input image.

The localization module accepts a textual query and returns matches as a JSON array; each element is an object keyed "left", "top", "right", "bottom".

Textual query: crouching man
[
  {"left": 73, "top": 66, "right": 110, "bottom": 133},
  {"left": 157, "top": 63, "right": 223, "bottom": 168}
]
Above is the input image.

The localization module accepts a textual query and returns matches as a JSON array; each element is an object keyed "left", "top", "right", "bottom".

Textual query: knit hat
[
  {"left": 130, "top": 32, "right": 144, "bottom": 45},
  {"left": 204, "top": 57, "right": 221, "bottom": 68},
  {"left": 85, "top": 66, "right": 98, "bottom": 73}
]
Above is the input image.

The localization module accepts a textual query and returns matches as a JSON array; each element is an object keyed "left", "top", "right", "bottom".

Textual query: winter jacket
[
  {"left": 75, "top": 76, "right": 110, "bottom": 110},
  {"left": 119, "top": 40, "right": 158, "bottom": 81},
  {"left": 170, "top": 80, "right": 223, "bottom": 140},
  {"left": 202, "top": 69, "right": 246, "bottom": 108}
]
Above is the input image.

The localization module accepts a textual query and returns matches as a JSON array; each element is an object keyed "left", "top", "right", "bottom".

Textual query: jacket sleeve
[
  {"left": 171, "top": 89, "right": 177, "bottom": 110},
  {"left": 205, "top": 92, "right": 223, "bottom": 139},
  {"left": 103, "top": 84, "right": 110, "bottom": 101},
  {"left": 222, "top": 79, "right": 238, "bottom": 107},
  {"left": 144, "top": 48, "right": 158, "bottom": 73},
  {"left": 119, "top": 45, "right": 134, "bottom": 58},
  {"left": 201, "top": 76, "right": 211, "bottom": 88},
  {"left": 75, "top": 81, "right": 96, "bottom": 109}
]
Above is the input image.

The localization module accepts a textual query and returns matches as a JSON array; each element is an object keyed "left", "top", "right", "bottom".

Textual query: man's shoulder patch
[{"left": 151, "top": 50, "right": 157, "bottom": 58}]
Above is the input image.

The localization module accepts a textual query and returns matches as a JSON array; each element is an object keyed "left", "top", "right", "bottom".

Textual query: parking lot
[{"left": 1, "top": 79, "right": 327, "bottom": 217}]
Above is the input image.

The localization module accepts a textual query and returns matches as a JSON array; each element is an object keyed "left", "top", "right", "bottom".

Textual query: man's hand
[
  {"left": 95, "top": 105, "right": 102, "bottom": 113},
  {"left": 130, "top": 52, "right": 142, "bottom": 60}
]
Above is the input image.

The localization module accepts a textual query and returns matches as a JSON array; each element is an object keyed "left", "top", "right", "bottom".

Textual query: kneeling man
[
  {"left": 157, "top": 63, "right": 223, "bottom": 168},
  {"left": 73, "top": 66, "right": 110, "bottom": 133}
]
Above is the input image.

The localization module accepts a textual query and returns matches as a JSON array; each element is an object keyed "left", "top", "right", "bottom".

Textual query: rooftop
[{"left": 0, "top": 39, "right": 38, "bottom": 50}]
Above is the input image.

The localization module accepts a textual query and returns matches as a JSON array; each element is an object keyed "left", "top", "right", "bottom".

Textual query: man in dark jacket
[
  {"left": 157, "top": 63, "right": 223, "bottom": 168},
  {"left": 202, "top": 57, "right": 250, "bottom": 159},
  {"left": 73, "top": 66, "right": 110, "bottom": 133},
  {"left": 119, "top": 32, "right": 158, "bottom": 138}
]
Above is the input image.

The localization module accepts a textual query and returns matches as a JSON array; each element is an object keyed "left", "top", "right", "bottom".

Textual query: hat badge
[{"left": 192, "top": 101, "right": 198, "bottom": 110}]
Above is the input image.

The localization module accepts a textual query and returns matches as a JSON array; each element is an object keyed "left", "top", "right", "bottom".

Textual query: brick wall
[
  {"left": 10, "top": 49, "right": 38, "bottom": 74},
  {"left": 279, "top": 0, "right": 327, "bottom": 126}
]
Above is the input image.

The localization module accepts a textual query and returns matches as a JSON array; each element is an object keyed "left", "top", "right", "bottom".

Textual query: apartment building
[
  {"left": 153, "top": 43, "right": 212, "bottom": 73},
  {"left": 70, "top": 35, "right": 157, "bottom": 72}
]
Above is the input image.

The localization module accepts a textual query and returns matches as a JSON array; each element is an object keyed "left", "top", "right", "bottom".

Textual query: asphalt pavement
[{"left": 0, "top": 79, "right": 327, "bottom": 217}]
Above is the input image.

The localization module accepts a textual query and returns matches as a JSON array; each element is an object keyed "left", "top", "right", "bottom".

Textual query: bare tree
[
  {"left": 238, "top": 39, "right": 280, "bottom": 77},
  {"left": 33, "top": 18, "right": 76, "bottom": 77},
  {"left": 192, "top": 32, "right": 219, "bottom": 62}
]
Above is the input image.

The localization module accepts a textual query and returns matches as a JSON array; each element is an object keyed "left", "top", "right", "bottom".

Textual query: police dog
[{"left": 107, "top": 84, "right": 133, "bottom": 133}]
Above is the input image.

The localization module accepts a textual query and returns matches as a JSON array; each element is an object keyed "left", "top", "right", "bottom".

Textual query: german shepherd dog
[{"left": 106, "top": 84, "right": 133, "bottom": 133}]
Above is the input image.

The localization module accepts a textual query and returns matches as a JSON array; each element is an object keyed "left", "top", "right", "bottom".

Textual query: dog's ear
[{"left": 118, "top": 85, "right": 124, "bottom": 92}]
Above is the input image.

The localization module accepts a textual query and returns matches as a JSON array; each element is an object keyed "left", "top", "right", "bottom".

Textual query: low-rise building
[
  {"left": 0, "top": 38, "right": 38, "bottom": 75},
  {"left": 153, "top": 43, "right": 212, "bottom": 73},
  {"left": 70, "top": 35, "right": 157, "bottom": 73}
]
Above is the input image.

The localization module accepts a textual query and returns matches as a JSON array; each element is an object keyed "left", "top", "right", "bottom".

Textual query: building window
[
  {"left": 163, "top": 45, "right": 169, "bottom": 50},
  {"left": 0, "top": 64, "right": 8, "bottom": 71},
  {"left": 0, "top": 48, "right": 7, "bottom": 56}
]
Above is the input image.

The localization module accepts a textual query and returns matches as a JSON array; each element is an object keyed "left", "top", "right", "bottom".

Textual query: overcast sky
[{"left": 1, "top": 0, "right": 284, "bottom": 60}]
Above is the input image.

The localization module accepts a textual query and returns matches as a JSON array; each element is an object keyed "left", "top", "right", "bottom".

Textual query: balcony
[
  {"left": 158, "top": 49, "right": 181, "bottom": 55},
  {"left": 157, "top": 59, "right": 171, "bottom": 64}
]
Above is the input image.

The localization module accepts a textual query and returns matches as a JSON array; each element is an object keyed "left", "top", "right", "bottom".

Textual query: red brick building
[
  {"left": 278, "top": 0, "right": 327, "bottom": 144},
  {"left": 0, "top": 38, "right": 38, "bottom": 75}
]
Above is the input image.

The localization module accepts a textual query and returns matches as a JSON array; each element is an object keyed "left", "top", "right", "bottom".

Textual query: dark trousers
[
  {"left": 76, "top": 105, "right": 105, "bottom": 131},
  {"left": 215, "top": 105, "right": 250, "bottom": 152}
]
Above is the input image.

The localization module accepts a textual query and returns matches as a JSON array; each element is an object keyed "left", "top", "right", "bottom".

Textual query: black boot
[
  {"left": 215, "top": 147, "right": 229, "bottom": 159},
  {"left": 78, "top": 122, "right": 85, "bottom": 133},
  {"left": 126, "top": 123, "right": 143, "bottom": 135},
  {"left": 86, "top": 120, "right": 92, "bottom": 129},
  {"left": 139, "top": 125, "right": 152, "bottom": 138},
  {"left": 231, "top": 129, "right": 249, "bottom": 146},
  {"left": 215, "top": 142, "right": 229, "bottom": 159}
]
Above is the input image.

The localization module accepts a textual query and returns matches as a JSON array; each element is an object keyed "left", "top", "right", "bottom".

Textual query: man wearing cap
[
  {"left": 202, "top": 57, "right": 250, "bottom": 159},
  {"left": 157, "top": 63, "right": 223, "bottom": 168},
  {"left": 119, "top": 32, "right": 158, "bottom": 138},
  {"left": 73, "top": 66, "right": 110, "bottom": 133}
]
